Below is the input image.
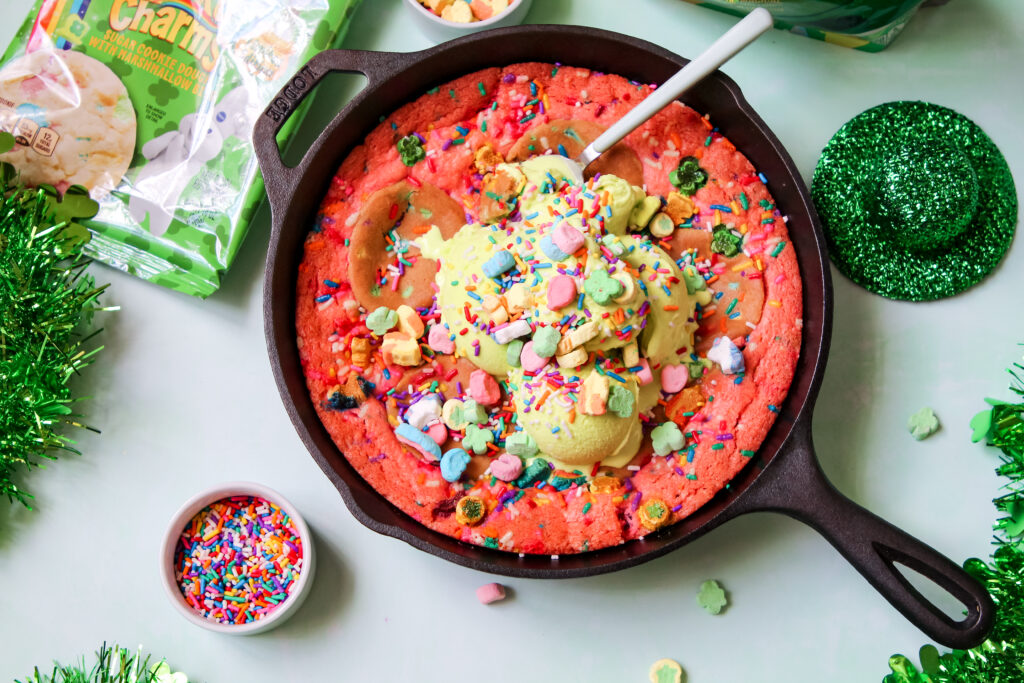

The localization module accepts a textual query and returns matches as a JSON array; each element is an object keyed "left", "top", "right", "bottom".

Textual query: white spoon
[{"left": 561, "top": 7, "right": 774, "bottom": 180}]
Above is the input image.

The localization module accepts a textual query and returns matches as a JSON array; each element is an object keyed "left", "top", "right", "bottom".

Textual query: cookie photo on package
[{"left": 0, "top": 0, "right": 361, "bottom": 297}]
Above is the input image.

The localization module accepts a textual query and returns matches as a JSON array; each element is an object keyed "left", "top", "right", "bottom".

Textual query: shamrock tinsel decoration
[
  {"left": 17, "top": 642, "right": 189, "bottom": 683},
  {"left": 884, "top": 350, "right": 1024, "bottom": 682},
  {"left": 0, "top": 132, "right": 108, "bottom": 508}
]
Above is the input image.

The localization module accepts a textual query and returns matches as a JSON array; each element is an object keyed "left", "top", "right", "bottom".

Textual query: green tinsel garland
[
  {"left": 17, "top": 642, "right": 189, "bottom": 683},
  {"left": 0, "top": 141, "right": 108, "bottom": 508},
  {"left": 884, "top": 352, "right": 1024, "bottom": 682}
]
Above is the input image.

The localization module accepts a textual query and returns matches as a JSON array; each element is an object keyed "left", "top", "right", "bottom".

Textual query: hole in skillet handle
[
  {"left": 252, "top": 49, "right": 411, "bottom": 213},
  {"left": 276, "top": 72, "right": 369, "bottom": 168},
  {"left": 891, "top": 558, "right": 980, "bottom": 625}
]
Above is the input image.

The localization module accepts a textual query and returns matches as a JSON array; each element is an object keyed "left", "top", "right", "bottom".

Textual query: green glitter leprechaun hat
[{"left": 812, "top": 101, "right": 1017, "bottom": 301}]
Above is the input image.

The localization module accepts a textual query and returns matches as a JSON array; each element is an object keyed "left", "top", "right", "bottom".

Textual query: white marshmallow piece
[
  {"left": 492, "top": 319, "right": 533, "bottom": 345},
  {"left": 707, "top": 336, "right": 745, "bottom": 375},
  {"left": 405, "top": 394, "right": 443, "bottom": 430}
]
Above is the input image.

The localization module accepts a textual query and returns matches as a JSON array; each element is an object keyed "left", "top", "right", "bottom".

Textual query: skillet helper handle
[
  {"left": 736, "top": 422, "right": 995, "bottom": 650},
  {"left": 252, "top": 49, "right": 392, "bottom": 211}
]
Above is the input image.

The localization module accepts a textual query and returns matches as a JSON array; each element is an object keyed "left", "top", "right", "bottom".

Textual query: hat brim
[{"left": 812, "top": 101, "right": 1017, "bottom": 301}]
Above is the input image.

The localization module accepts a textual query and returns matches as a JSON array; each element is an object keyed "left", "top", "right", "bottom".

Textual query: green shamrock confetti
[
  {"left": 710, "top": 225, "right": 743, "bottom": 257},
  {"left": 651, "top": 421, "right": 684, "bottom": 456},
  {"left": 366, "top": 306, "right": 398, "bottom": 336},
  {"left": 607, "top": 383, "right": 634, "bottom": 418},
  {"left": 397, "top": 134, "right": 426, "bottom": 166},
  {"left": 505, "top": 430, "right": 538, "bottom": 458},
  {"left": 462, "top": 424, "right": 494, "bottom": 455},
  {"left": 908, "top": 406, "right": 940, "bottom": 440},
  {"left": 697, "top": 579, "right": 728, "bottom": 615},
  {"left": 0, "top": 130, "right": 14, "bottom": 153},
  {"left": 970, "top": 409, "right": 993, "bottom": 443},
  {"left": 669, "top": 156, "right": 708, "bottom": 196},
  {"left": 584, "top": 268, "right": 624, "bottom": 305}
]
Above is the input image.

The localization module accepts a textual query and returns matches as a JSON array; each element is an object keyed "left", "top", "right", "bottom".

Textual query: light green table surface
[{"left": 2, "top": 1, "right": 1022, "bottom": 681}]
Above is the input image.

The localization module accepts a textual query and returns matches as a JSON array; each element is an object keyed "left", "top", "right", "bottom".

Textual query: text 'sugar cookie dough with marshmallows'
[{"left": 1, "top": 0, "right": 362, "bottom": 298}]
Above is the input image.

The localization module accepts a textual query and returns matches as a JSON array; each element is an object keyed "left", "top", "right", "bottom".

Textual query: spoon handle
[{"left": 577, "top": 7, "right": 774, "bottom": 167}]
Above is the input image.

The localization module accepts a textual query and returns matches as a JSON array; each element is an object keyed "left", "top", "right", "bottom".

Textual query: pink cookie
[
  {"left": 661, "top": 363, "right": 690, "bottom": 394},
  {"left": 476, "top": 583, "right": 507, "bottom": 604},
  {"left": 520, "top": 341, "right": 550, "bottom": 373},
  {"left": 546, "top": 274, "right": 577, "bottom": 311},
  {"left": 635, "top": 359, "right": 654, "bottom": 386},
  {"left": 469, "top": 369, "right": 502, "bottom": 406},
  {"left": 489, "top": 453, "right": 523, "bottom": 481},
  {"left": 553, "top": 223, "right": 585, "bottom": 254},
  {"left": 427, "top": 323, "right": 455, "bottom": 354},
  {"left": 427, "top": 422, "right": 448, "bottom": 446}
]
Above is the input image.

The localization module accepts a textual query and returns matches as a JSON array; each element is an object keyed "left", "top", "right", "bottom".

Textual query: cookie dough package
[
  {"left": 0, "top": 0, "right": 361, "bottom": 297},
  {"left": 680, "top": 0, "right": 952, "bottom": 51}
]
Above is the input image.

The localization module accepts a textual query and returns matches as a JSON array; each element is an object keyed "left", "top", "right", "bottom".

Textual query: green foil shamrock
[
  {"left": 397, "top": 134, "right": 426, "bottom": 166},
  {"left": 711, "top": 225, "right": 743, "bottom": 257},
  {"left": 670, "top": 156, "right": 709, "bottom": 196}
]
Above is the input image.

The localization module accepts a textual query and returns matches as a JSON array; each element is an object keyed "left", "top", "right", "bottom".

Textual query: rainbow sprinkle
[{"left": 173, "top": 495, "right": 303, "bottom": 625}]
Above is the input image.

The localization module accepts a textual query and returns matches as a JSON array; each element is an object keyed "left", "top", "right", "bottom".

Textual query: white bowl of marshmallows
[{"left": 404, "top": 0, "right": 534, "bottom": 42}]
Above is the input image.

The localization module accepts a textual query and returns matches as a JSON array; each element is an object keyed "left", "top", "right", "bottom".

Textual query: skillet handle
[
  {"left": 733, "top": 421, "right": 995, "bottom": 650},
  {"left": 252, "top": 49, "right": 407, "bottom": 213}
]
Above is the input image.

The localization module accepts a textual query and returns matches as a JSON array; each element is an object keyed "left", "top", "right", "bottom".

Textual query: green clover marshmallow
[
  {"left": 651, "top": 421, "right": 684, "bottom": 455},
  {"left": 366, "top": 306, "right": 398, "bottom": 336},
  {"left": 584, "top": 268, "right": 624, "bottom": 305},
  {"left": 463, "top": 424, "right": 495, "bottom": 454}
]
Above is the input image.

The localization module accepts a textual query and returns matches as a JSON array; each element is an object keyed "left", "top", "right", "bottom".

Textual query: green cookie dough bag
[
  {"left": 679, "top": 0, "right": 952, "bottom": 51},
  {"left": 0, "top": 0, "right": 361, "bottom": 297}
]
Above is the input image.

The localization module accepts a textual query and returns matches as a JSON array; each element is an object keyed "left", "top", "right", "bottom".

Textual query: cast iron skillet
[{"left": 253, "top": 25, "right": 994, "bottom": 649}]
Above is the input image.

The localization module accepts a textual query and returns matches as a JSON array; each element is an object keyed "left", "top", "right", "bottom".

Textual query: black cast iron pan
[{"left": 253, "top": 25, "right": 994, "bottom": 649}]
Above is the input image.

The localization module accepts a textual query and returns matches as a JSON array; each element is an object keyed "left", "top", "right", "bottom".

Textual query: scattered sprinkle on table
[{"left": 174, "top": 495, "right": 303, "bottom": 625}]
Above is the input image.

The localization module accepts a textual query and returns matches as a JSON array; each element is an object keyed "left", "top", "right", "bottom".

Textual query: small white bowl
[
  {"left": 403, "top": 0, "right": 534, "bottom": 43},
  {"left": 159, "top": 481, "right": 316, "bottom": 635}
]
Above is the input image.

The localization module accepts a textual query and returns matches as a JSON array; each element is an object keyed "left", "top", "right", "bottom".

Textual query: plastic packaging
[{"left": 1, "top": 0, "right": 361, "bottom": 297}]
